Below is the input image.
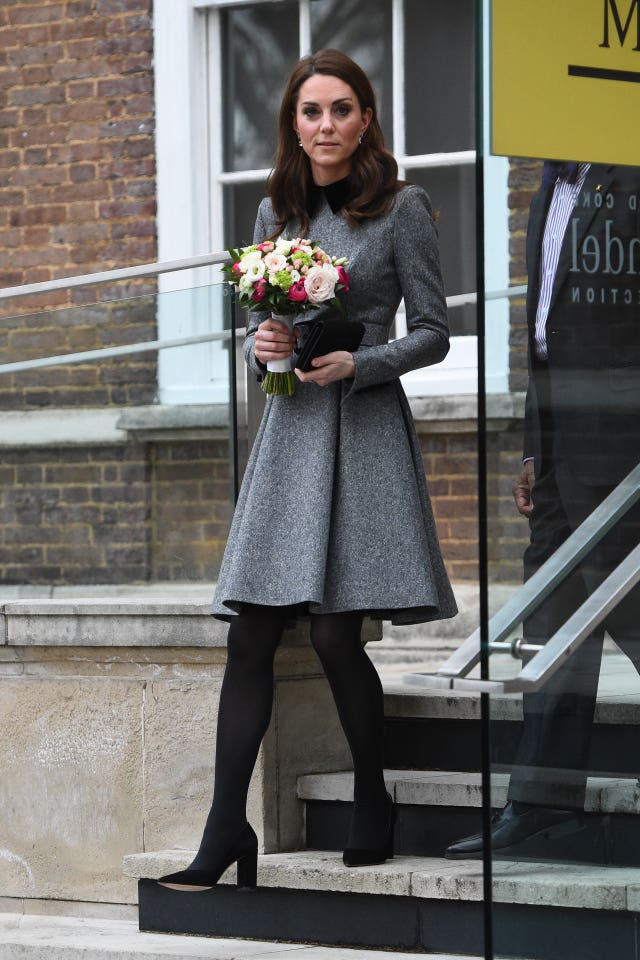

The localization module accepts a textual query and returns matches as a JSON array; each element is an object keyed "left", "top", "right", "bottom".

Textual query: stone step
[
  {"left": 298, "top": 769, "right": 640, "bottom": 815},
  {"left": 382, "top": 680, "right": 640, "bottom": 778},
  {"left": 124, "top": 851, "right": 640, "bottom": 957},
  {"left": 300, "top": 770, "right": 640, "bottom": 866},
  {"left": 0, "top": 913, "right": 476, "bottom": 960},
  {"left": 125, "top": 849, "right": 640, "bottom": 914}
]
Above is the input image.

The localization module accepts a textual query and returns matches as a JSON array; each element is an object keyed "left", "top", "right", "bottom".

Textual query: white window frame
[{"left": 154, "top": 0, "right": 510, "bottom": 402}]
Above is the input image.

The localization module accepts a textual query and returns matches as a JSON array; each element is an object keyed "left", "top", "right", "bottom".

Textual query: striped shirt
[{"left": 534, "top": 162, "right": 591, "bottom": 359}]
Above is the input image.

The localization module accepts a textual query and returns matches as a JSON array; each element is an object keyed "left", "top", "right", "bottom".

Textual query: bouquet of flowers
[{"left": 223, "top": 237, "right": 350, "bottom": 396}]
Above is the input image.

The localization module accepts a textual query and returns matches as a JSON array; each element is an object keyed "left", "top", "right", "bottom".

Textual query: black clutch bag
[{"left": 295, "top": 317, "right": 365, "bottom": 372}]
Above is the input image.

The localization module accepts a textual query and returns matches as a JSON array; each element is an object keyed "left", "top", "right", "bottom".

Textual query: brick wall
[
  {"left": 0, "top": 440, "right": 234, "bottom": 585},
  {"left": 420, "top": 432, "right": 479, "bottom": 583},
  {"left": 151, "top": 441, "right": 234, "bottom": 582},
  {"left": 0, "top": 0, "right": 157, "bottom": 408},
  {"left": 508, "top": 158, "right": 542, "bottom": 392}
]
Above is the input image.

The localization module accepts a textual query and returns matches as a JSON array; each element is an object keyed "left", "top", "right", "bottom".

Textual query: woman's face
[{"left": 293, "top": 74, "right": 372, "bottom": 186}]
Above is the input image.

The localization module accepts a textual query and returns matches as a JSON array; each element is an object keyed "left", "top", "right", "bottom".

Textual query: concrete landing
[{"left": 0, "top": 913, "right": 478, "bottom": 960}]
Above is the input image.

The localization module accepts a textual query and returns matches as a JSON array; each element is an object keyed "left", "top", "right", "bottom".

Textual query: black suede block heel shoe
[
  {"left": 157, "top": 822, "right": 258, "bottom": 891},
  {"left": 343, "top": 793, "right": 395, "bottom": 868}
]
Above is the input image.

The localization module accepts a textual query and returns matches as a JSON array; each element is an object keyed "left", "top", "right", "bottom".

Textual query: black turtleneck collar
[{"left": 307, "top": 175, "right": 355, "bottom": 216}]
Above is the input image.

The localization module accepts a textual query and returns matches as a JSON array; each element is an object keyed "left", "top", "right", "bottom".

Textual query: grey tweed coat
[{"left": 212, "top": 184, "right": 457, "bottom": 626}]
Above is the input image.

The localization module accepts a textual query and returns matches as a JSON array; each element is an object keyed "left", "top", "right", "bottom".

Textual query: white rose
[
  {"left": 238, "top": 274, "right": 255, "bottom": 292},
  {"left": 264, "top": 252, "right": 287, "bottom": 273},
  {"left": 242, "top": 258, "right": 266, "bottom": 282},
  {"left": 304, "top": 265, "right": 337, "bottom": 303},
  {"left": 320, "top": 262, "right": 339, "bottom": 282},
  {"left": 274, "top": 239, "right": 292, "bottom": 255}
]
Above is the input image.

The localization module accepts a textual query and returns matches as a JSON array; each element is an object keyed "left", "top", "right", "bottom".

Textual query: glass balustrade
[
  {"left": 0, "top": 278, "right": 241, "bottom": 597},
  {"left": 480, "top": 3, "right": 640, "bottom": 957}
]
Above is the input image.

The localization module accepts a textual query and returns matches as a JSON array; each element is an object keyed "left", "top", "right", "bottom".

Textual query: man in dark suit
[{"left": 447, "top": 161, "right": 640, "bottom": 858}]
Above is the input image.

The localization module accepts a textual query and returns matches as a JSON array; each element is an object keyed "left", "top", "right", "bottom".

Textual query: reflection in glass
[
  {"left": 221, "top": 2, "right": 299, "bottom": 172},
  {"left": 484, "top": 154, "right": 640, "bottom": 958}
]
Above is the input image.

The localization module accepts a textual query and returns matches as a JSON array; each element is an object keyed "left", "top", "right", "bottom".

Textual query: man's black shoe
[{"left": 445, "top": 801, "right": 578, "bottom": 860}]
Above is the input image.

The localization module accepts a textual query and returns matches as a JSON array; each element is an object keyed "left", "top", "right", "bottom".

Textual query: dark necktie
[{"left": 541, "top": 160, "right": 579, "bottom": 187}]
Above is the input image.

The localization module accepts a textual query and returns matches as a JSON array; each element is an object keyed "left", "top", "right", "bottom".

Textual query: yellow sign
[{"left": 492, "top": 0, "right": 640, "bottom": 165}]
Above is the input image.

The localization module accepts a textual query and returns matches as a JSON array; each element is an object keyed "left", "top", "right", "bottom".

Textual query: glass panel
[
  {"left": 405, "top": 0, "right": 475, "bottom": 155},
  {"left": 411, "top": 165, "right": 477, "bottom": 336},
  {"left": 0, "top": 282, "right": 238, "bottom": 588},
  {"left": 480, "top": 3, "right": 640, "bottom": 957},
  {"left": 310, "top": 0, "right": 393, "bottom": 146},
  {"left": 221, "top": 1, "right": 299, "bottom": 172}
]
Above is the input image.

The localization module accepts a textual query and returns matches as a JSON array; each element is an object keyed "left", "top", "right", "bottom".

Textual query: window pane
[
  {"left": 411, "top": 165, "right": 476, "bottom": 336},
  {"left": 224, "top": 181, "right": 270, "bottom": 249},
  {"left": 310, "top": 0, "right": 393, "bottom": 148},
  {"left": 405, "top": 0, "right": 474, "bottom": 155},
  {"left": 221, "top": 2, "right": 300, "bottom": 172}
]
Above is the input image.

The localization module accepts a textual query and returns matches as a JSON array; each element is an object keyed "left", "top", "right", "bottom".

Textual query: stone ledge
[
  {"left": 0, "top": 597, "right": 380, "bottom": 648},
  {"left": 0, "top": 394, "right": 525, "bottom": 450},
  {"left": 116, "top": 404, "right": 231, "bottom": 442},
  {"left": 123, "top": 849, "right": 640, "bottom": 911}
]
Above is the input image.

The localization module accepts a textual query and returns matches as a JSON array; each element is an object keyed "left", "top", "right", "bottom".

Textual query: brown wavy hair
[{"left": 268, "top": 49, "right": 401, "bottom": 237}]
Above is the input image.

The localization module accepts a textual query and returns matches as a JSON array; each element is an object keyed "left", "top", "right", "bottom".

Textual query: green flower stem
[{"left": 261, "top": 370, "right": 296, "bottom": 397}]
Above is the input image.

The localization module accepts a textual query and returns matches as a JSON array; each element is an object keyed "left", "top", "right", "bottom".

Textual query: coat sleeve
[
  {"left": 348, "top": 186, "right": 450, "bottom": 394},
  {"left": 242, "top": 198, "right": 272, "bottom": 379}
]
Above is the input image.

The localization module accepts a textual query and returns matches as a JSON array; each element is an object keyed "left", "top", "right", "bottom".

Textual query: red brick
[
  {"left": 7, "top": 4, "right": 65, "bottom": 25},
  {"left": 49, "top": 19, "right": 107, "bottom": 42},
  {"left": 21, "top": 65, "right": 52, "bottom": 85},
  {"left": 68, "top": 80, "right": 96, "bottom": 100},
  {"left": 50, "top": 101, "right": 110, "bottom": 124},
  {"left": 7, "top": 42, "right": 65, "bottom": 67},
  {"left": 70, "top": 162, "right": 96, "bottom": 183},
  {"left": 96, "top": 0, "right": 146, "bottom": 14},
  {"left": 50, "top": 59, "right": 110, "bottom": 81},
  {"left": 0, "top": 25, "right": 50, "bottom": 48},
  {"left": 97, "top": 75, "right": 152, "bottom": 97},
  {"left": 10, "top": 84, "right": 66, "bottom": 106}
]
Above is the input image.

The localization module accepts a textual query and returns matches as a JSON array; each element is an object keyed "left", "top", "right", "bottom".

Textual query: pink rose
[
  {"left": 336, "top": 265, "right": 350, "bottom": 292},
  {"left": 251, "top": 279, "right": 267, "bottom": 302},
  {"left": 304, "top": 265, "right": 337, "bottom": 303},
  {"left": 288, "top": 280, "right": 307, "bottom": 303},
  {"left": 257, "top": 241, "right": 274, "bottom": 252},
  {"left": 232, "top": 261, "right": 242, "bottom": 275}
]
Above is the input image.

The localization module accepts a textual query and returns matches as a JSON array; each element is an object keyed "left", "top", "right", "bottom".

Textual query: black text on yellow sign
[{"left": 492, "top": 0, "right": 640, "bottom": 165}]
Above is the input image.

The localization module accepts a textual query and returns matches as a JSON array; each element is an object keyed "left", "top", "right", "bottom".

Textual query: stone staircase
[{"left": 125, "top": 677, "right": 640, "bottom": 960}]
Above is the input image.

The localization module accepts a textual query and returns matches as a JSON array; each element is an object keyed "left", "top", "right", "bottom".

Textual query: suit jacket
[{"left": 523, "top": 163, "right": 640, "bottom": 485}]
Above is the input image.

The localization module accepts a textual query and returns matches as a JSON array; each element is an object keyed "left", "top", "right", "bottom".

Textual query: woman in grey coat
[{"left": 159, "top": 49, "right": 456, "bottom": 893}]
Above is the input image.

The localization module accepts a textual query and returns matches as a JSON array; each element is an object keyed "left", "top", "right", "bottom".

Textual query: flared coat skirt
[{"left": 212, "top": 374, "right": 457, "bottom": 626}]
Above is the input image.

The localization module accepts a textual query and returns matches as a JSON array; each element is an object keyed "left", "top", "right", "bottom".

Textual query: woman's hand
[
  {"left": 295, "top": 351, "right": 356, "bottom": 387},
  {"left": 254, "top": 317, "right": 298, "bottom": 365}
]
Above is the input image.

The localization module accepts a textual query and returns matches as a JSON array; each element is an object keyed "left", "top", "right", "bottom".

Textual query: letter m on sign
[{"left": 600, "top": 0, "right": 640, "bottom": 49}]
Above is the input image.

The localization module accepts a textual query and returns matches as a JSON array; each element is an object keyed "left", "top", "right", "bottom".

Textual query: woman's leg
[
  {"left": 309, "top": 611, "right": 390, "bottom": 850},
  {"left": 188, "top": 603, "right": 287, "bottom": 870}
]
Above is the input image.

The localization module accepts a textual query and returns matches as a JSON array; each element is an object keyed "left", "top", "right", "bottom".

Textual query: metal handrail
[
  {"left": 0, "top": 252, "right": 229, "bottom": 302},
  {"left": 0, "top": 252, "right": 528, "bottom": 375},
  {"left": 402, "top": 462, "right": 640, "bottom": 694}
]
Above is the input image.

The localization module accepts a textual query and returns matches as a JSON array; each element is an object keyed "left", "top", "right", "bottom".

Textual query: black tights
[{"left": 189, "top": 604, "right": 388, "bottom": 868}]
